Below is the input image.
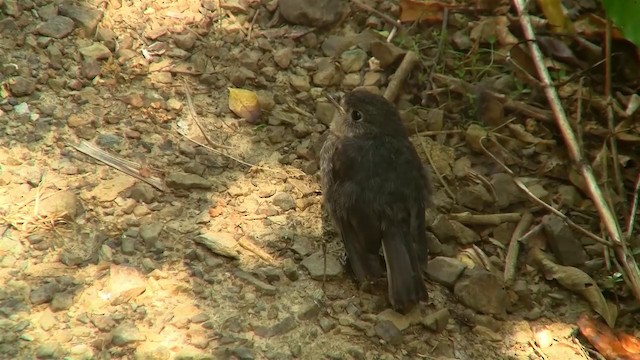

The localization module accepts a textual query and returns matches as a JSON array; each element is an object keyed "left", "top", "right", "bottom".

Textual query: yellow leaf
[
  {"left": 228, "top": 88, "right": 261, "bottom": 123},
  {"left": 537, "top": 0, "right": 575, "bottom": 35}
]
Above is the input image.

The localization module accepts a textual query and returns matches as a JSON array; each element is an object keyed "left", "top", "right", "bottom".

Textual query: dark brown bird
[{"left": 320, "top": 88, "right": 430, "bottom": 313}]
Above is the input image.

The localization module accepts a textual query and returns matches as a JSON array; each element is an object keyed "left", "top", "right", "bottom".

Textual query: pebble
[
  {"left": 272, "top": 192, "right": 296, "bottom": 211},
  {"left": 112, "top": 322, "right": 145, "bottom": 346},
  {"left": 36, "top": 16, "right": 75, "bottom": 38},
  {"left": 165, "top": 173, "right": 212, "bottom": 190},
  {"left": 8, "top": 76, "right": 36, "bottom": 97},
  {"left": 274, "top": 48, "right": 293, "bottom": 69},
  {"left": 301, "top": 251, "right": 343, "bottom": 280}
]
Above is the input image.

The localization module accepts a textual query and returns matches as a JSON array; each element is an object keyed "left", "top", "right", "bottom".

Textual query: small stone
[
  {"left": 274, "top": 48, "right": 293, "bottom": 69},
  {"left": 79, "top": 43, "right": 112, "bottom": 60},
  {"left": 456, "top": 184, "right": 493, "bottom": 211},
  {"left": 36, "top": 16, "right": 75, "bottom": 39},
  {"left": 254, "top": 316, "right": 298, "bottom": 338},
  {"left": 50, "top": 291, "right": 74, "bottom": 312},
  {"left": 301, "top": 251, "right": 343, "bottom": 280},
  {"left": 129, "top": 182, "right": 155, "bottom": 203},
  {"left": 313, "top": 58, "right": 342, "bottom": 86},
  {"left": 30, "top": 283, "right": 59, "bottom": 305},
  {"left": 340, "top": 48, "right": 367, "bottom": 73},
  {"left": 374, "top": 320, "right": 402, "bottom": 345},
  {"left": 272, "top": 192, "right": 296, "bottom": 211},
  {"left": 8, "top": 76, "right": 36, "bottom": 97},
  {"left": 174, "top": 32, "right": 197, "bottom": 50},
  {"left": 453, "top": 267, "right": 507, "bottom": 317},
  {"left": 121, "top": 236, "right": 136, "bottom": 255},
  {"left": 289, "top": 74, "right": 311, "bottom": 92},
  {"left": 140, "top": 222, "right": 163, "bottom": 247},
  {"left": 165, "top": 173, "right": 212, "bottom": 190},
  {"left": 316, "top": 101, "right": 337, "bottom": 126},
  {"left": 425, "top": 256, "right": 466, "bottom": 287},
  {"left": 37, "top": 190, "right": 81, "bottom": 219},
  {"left": 279, "top": 0, "right": 347, "bottom": 27},
  {"left": 190, "top": 313, "right": 210, "bottom": 324},
  {"left": 59, "top": 2, "right": 103, "bottom": 36},
  {"left": 134, "top": 342, "right": 171, "bottom": 360},
  {"left": 282, "top": 258, "right": 299, "bottom": 281},
  {"left": 421, "top": 308, "right": 450, "bottom": 332},
  {"left": 112, "top": 322, "right": 145, "bottom": 346}
]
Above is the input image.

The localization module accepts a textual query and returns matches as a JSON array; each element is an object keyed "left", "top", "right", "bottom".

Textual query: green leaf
[{"left": 602, "top": 0, "right": 640, "bottom": 47}]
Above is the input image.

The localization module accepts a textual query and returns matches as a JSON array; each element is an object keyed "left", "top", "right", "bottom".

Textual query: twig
[
  {"left": 423, "top": 8, "right": 449, "bottom": 94},
  {"left": 417, "top": 136, "right": 456, "bottom": 203},
  {"left": 480, "top": 136, "right": 611, "bottom": 247},
  {"left": 237, "top": 235, "right": 276, "bottom": 265},
  {"left": 72, "top": 141, "right": 167, "bottom": 191},
  {"left": 504, "top": 212, "right": 533, "bottom": 286},
  {"left": 247, "top": 9, "right": 260, "bottom": 40},
  {"left": 513, "top": 0, "right": 640, "bottom": 302},
  {"left": 604, "top": 18, "right": 627, "bottom": 221},
  {"left": 384, "top": 51, "right": 419, "bottom": 102},
  {"left": 183, "top": 81, "right": 234, "bottom": 150},
  {"left": 626, "top": 172, "right": 640, "bottom": 240},
  {"left": 415, "top": 129, "right": 463, "bottom": 136},
  {"left": 448, "top": 212, "right": 522, "bottom": 226},
  {"left": 351, "top": 0, "right": 401, "bottom": 30}
]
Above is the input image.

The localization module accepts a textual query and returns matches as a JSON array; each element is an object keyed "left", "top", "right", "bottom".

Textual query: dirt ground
[{"left": 1, "top": 0, "right": 637, "bottom": 359}]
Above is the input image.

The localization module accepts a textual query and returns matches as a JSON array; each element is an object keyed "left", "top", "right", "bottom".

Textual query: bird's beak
[{"left": 323, "top": 92, "right": 346, "bottom": 116}]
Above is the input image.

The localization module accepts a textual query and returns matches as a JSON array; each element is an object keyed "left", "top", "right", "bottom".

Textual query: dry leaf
[
  {"left": 536, "top": 0, "right": 574, "bottom": 34},
  {"left": 578, "top": 314, "right": 640, "bottom": 359},
  {"left": 506, "top": 123, "right": 556, "bottom": 146},
  {"left": 537, "top": 36, "right": 584, "bottom": 69},
  {"left": 532, "top": 248, "right": 617, "bottom": 327},
  {"left": 470, "top": 16, "right": 518, "bottom": 47},
  {"left": 228, "top": 88, "right": 261, "bottom": 123},
  {"left": 399, "top": 0, "right": 448, "bottom": 23}
]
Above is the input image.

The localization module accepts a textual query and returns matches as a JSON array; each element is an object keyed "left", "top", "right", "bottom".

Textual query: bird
[{"left": 320, "top": 88, "right": 430, "bottom": 313}]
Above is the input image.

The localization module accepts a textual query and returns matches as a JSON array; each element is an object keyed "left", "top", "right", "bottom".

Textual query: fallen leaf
[
  {"left": 228, "top": 88, "right": 261, "bottom": 123},
  {"left": 537, "top": 36, "right": 584, "bottom": 69},
  {"left": 399, "top": 0, "right": 448, "bottom": 23},
  {"left": 532, "top": 248, "right": 617, "bottom": 327},
  {"left": 536, "top": 0, "right": 574, "bottom": 34},
  {"left": 577, "top": 314, "right": 640, "bottom": 359}
]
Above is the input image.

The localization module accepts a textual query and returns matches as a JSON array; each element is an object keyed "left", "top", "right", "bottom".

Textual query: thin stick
[
  {"left": 604, "top": 18, "right": 627, "bottom": 220},
  {"left": 182, "top": 81, "right": 234, "bottom": 150},
  {"left": 512, "top": 0, "right": 640, "bottom": 302},
  {"left": 625, "top": 172, "right": 640, "bottom": 240},
  {"left": 384, "top": 51, "right": 419, "bottom": 102},
  {"left": 418, "top": 137, "right": 456, "bottom": 203},
  {"left": 247, "top": 9, "right": 260, "bottom": 40},
  {"left": 351, "top": 0, "right": 400, "bottom": 29},
  {"left": 448, "top": 212, "right": 522, "bottom": 226},
  {"left": 504, "top": 212, "right": 533, "bottom": 286}
]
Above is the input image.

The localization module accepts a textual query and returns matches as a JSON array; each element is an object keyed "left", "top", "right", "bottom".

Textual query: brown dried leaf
[
  {"left": 470, "top": 16, "right": 518, "bottom": 46},
  {"left": 537, "top": 36, "right": 584, "bottom": 69},
  {"left": 508, "top": 44, "right": 539, "bottom": 87},
  {"left": 532, "top": 248, "right": 617, "bottom": 327},
  {"left": 399, "top": 0, "right": 448, "bottom": 23},
  {"left": 506, "top": 123, "right": 556, "bottom": 146},
  {"left": 228, "top": 88, "right": 261, "bottom": 123}
]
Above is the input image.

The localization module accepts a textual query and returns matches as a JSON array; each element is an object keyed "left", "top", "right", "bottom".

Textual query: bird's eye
[{"left": 350, "top": 110, "right": 363, "bottom": 122}]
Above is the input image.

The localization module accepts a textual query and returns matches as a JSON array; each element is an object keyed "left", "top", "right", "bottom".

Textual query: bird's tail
[{"left": 381, "top": 227, "right": 427, "bottom": 313}]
